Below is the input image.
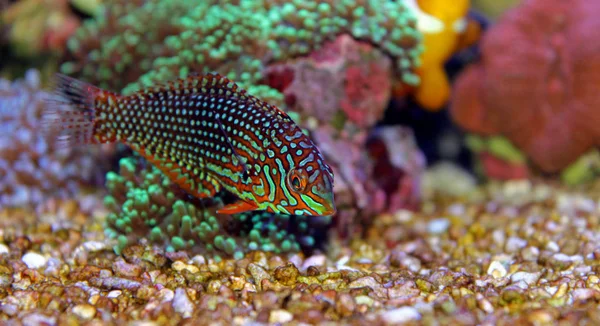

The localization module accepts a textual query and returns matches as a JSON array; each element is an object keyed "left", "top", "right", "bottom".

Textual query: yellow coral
[{"left": 403, "top": 0, "right": 478, "bottom": 111}]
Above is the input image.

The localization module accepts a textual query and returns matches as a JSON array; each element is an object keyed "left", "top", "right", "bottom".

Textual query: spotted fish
[{"left": 44, "top": 73, "right": 336, "bottom": 216}]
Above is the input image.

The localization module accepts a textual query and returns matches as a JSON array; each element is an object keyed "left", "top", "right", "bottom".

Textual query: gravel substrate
[{"left": 1, "top": 180, "right": 600, "bottom": 325}]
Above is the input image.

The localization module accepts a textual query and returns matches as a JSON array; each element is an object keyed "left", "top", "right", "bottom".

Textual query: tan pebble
[
  {"left": 207, "top": 280, "right": 222, "bottom": 294},
  {"left": 248, "top": 263, "right": 271, "bottom": 291},
  {"left": 354, "top": 295, "right": 375, "bottom": 306},
  {"left": 587, "top": 275, "right": 599, "bottom": 286},
  {"left": 72, "top": 304, "right": 96, "bottom": 320},
  {"left": 527, "top": 310, "right": 554, "bottom": 324},
  {"left": 171, "top": 261, "right": 198, "bottom": 273},
  {"left": 335, "top": 293, "right": 355, "bottom": 317},
  {"left": 553, "top": 283, "right": 569, "bottom": 298},
  {"left": 229, "top": 276, "right": 246, "bottom": 291},
  {"left": 269, "top": 309, "right": 293, "bottom": 324},
  {"left": 88, "top": 294, "right": 100, "bottom": 305}
]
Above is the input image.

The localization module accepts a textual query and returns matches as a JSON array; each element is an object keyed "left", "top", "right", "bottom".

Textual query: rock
[
  {"left": 487, "top": 261, "right": 507, "bottom": 278},
  {"left": 22, "top": 252, "right": 47, "bottom": 269},
  {"left": 173, "top": 288, "right": 194, "bottom": 318},
  {"left": 510, "top": 272, "right": 540, "bottom": 286},
  {"left": 269, "top": 309, "right": 293, "bottom": 324},
  {"left": 505, "top": 237, "right": 527, "bottom": 253},
  {"left": 72, "top": 304, "right": 96, "bottom": 320},
  {"left": 248, "top": 263, "right": 272, "bottom": 291},
  {"left": 427, "top": 218, "right": 450, "bottom": 234},
  {"left": 381, "top": 306, "right": 421, "bottom": 324},
  {"left": 0, "top": 244, "right": 9, "bottom": 255}
]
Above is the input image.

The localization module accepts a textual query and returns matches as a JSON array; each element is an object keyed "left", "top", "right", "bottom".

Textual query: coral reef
[
  {"left": 61, "top": 0, "right": 426, "bottom": 236},
  {"left": 451, "top": 0, "right": 600, "bottom": 173},
  {"left": 104, "top": 156, "right": 330, "bottom": 258},
  {"left": 0, "top": 70, "right": 111, "bottom": 209},
  {"left": 61, "top": 0, "right": 423, "bottom": 95},
  {"left": 1, "top": 0, "right": 81, "bottom": 56}
]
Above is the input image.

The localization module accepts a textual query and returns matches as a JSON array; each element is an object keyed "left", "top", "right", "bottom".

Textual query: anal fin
[{"left": 217, "top": 200, "right": 259, "bottom": 215}]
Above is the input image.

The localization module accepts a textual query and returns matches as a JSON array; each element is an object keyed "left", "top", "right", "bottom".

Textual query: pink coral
[
  {"left": 264, "top": 34, "right": 393, "bottom": 128},
  {"left": 451, "top": 0, "right": 600, "bottom": 173}
]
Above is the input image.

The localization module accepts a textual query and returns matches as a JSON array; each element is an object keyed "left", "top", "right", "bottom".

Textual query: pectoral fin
[{"left": 217, "top": 200, "right": 259, "bottom": 214}]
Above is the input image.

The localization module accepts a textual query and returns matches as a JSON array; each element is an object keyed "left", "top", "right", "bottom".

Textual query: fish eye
[{"left": 287, "top": 169, "right": 307, "bottom": 192}]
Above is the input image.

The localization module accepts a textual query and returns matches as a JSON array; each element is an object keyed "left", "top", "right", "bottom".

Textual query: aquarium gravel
[{"left": 1, "top": 179, "right": 600, "bottom": 324}]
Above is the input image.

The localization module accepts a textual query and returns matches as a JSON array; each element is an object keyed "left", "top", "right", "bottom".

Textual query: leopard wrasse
[{"left": 44, "top": 73, "right": 336, "bottom": 216}]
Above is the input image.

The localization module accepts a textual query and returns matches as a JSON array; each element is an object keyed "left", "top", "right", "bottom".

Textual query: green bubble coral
[
  {"left": 62, "top": 0, "right": 422, "bottom": 96},
  {"left": 105, "top": 156, "right": 329, "bottom": 256}
]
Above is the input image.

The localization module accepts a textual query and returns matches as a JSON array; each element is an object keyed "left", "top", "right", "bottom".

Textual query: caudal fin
[{"left": 43, "top": 74, "right": 111, "bottom": 148}]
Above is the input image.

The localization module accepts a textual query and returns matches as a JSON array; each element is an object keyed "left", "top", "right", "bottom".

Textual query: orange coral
[
  {"left": 396, "top": 0, "right": 479, "bottom": 111},
  {"left": 451, "top": 0, "right": 600, "bottom": 173}
]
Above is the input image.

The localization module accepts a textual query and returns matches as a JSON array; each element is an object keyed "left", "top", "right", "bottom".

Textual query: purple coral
[{"left": 0, "top": 70, "right": 112, "bottom": 208}]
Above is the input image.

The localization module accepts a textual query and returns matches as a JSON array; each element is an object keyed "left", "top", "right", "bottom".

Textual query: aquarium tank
[{"left": 1, "top": 0, "right": 600, "bottom": 324}]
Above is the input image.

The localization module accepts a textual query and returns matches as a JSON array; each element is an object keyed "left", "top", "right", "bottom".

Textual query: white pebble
[
  {"left": 107, "top": 290, "right": 122, "bottom": 299},
  {"left": 22, "top": 252, "right": 47, "bottom": 269},
  {"left": 505, "top": 237, "right": 527, "bottom": 253},
  {"left": 381, "top": 307, "right": 421, "bottom": 324},
  {"left": 511, "top": 272, "right": 540, "bottom": 285},
  {"left": 546, "top": 241, "right": 560, "bottom": 252},
  {"left": 487, "top": 261, "right": 507, "bottom": 278},
  {"left": 269, "top": 309, "right": 293, "bottom": 324},
  {"left": 173, "top": 288, "right": 194, "bottom": 318},
  {"left": 302, "top": 254, "right": 326, "bottom": 271},
  {"left": 427, "top": 218, "right": 450, "bottom": 234},
  {"left": 82, "top": 241, "right": 106, "bottom": 252}
]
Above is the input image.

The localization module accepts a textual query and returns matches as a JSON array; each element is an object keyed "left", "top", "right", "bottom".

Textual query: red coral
[
  {"left": 264, "top": 34, "right": 393, "bottom": 129},
  {"left": 479, "top": 152, "right": 529, "bottom": 180},
  {"left": 451, "top": 0, "right": 600, "bottom": 173}
]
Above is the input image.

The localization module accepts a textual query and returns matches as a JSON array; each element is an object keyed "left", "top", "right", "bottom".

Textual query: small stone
[
  {"left": 72, "top": 304, "right": 96, "bottom": 320},
  {"left": 521, "top": 247, "right": 540, "bottom": 261},
  {"left": 269, "top": 309, "right": 293, "bottom": 324},
  {"left": 505, "top": 237, "right": 527, "bottom": 253},
  {"left": 355, "top": 295, "right": 375, "bottom": 306},
  {"left": 546, "top": 241, "right": 560, "bottom": 252},
  {"left": 0, "top": 244, "right": 9, "bottom": 255},
  {"left": 511, "top": 272, "right": 540, "bottom": 285},
  {"left": 427, "top": 218, "right": 450, "bottom": 234},
  {"left": 191, "top": 255, "right": 206, "bottom": 266},
  {"left": 335, "top": 293, "right": 356, "bottom": 317},
  {"left": 248, "top": 263, "right": 271, "bottom": 291},
  {"left": 173, "top": 288, "right": 194, "bottom": 318},
  {"left": 302, "top": 255, "right": 326, "bottom": 271},
  {"left": 172, "top": 261, "right": 199, "bottom": 273},
  {"left": 22, "top": 252, "right": 47, "bottom": 269},
  {"left": 113, "top": 260, "right": 143, "bottom": 277},
  {"left": 107, "top": 290, "right": 122, "bottom": 299},
  {"left": 487, "top": 261, "right": 507, "bottom": 278},
  {"left": 572, "top": 289, "right": 595, "bottom": 301},
  {"left": 381, "top": 307, "right": 421, "bottom": 324},
  {"left": 273, "top": 262, "right": 300, "bottom": 286}
]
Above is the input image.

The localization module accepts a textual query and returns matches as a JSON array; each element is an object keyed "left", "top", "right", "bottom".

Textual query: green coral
[
  {"left": 104, "top": 156, "right": 329, "bottom": 257},
  {"left": 62, "top": 0, "right": 422, "bottom": 98}
]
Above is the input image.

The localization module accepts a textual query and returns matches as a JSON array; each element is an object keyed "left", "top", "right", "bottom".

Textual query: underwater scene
[{"left": 1, "top": 0, "right": 600, "bottom": 324}]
